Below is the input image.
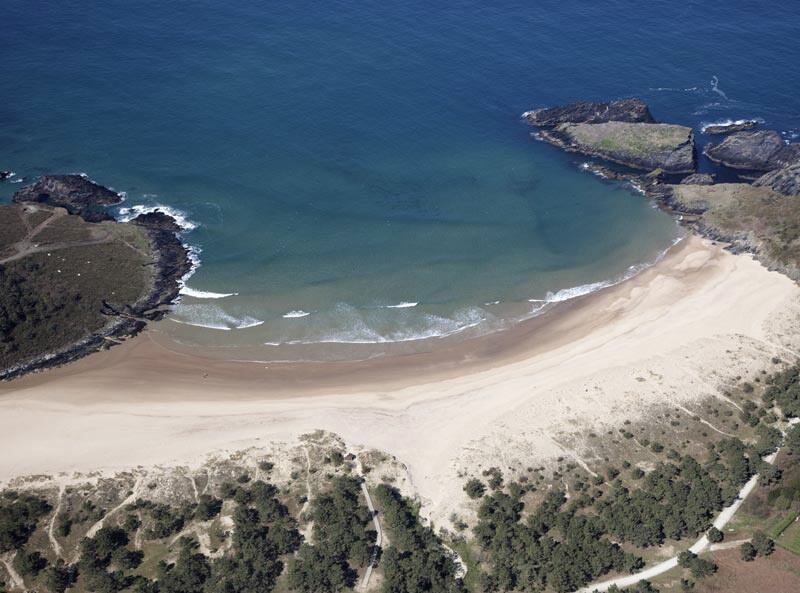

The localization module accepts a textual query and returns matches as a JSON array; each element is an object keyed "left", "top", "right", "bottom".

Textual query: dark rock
[
  {"left": 702, "top": 120, "right": 758, "bottom": 135},
  {"left": 704, "top": 130, "right": 800, "bottom": 171},
  {"left": 524, "top": 98, "right": 655, "bottom": 127},
  {"left": 752, "top": 163, "right": 800, "bottom": 196},
  {"left": 140, "top": 228, "right": 193, "bottom": 316},
  {"left": 12, "top": 174, "right": 122, "bottom": 221},
  {"left": 0, "top": 171, "right": 13, "bottom": 181},
  {"left": 680, "top": 173, "right": 715, "bottom": 185},
  {"left": 130, "top": 210, "right": 184, "bottom": 233}
]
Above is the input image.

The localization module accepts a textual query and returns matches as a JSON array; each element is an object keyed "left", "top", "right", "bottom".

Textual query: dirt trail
[
  {"left": 1, "top": 553, "right": 25, "bottom": 590},
  {"left": 47, "top": 485, "right": 65, "bottom": 558},
  {"left": 357, "top": 457, "right": 383, "bottom": 592},
  {"left": 85, "top": 477, "right": 144, "bottom": 540}
]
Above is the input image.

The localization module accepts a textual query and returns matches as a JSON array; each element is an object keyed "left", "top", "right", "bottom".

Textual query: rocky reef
[
  {"left": 704, "top": 130, "right": 800, "bottom": 171},
  {"left": 524, "top": 98, "right": 655, "bottom": 126},
  {"left": 12, "top": 174, "right": 123, "bottom": 221}
]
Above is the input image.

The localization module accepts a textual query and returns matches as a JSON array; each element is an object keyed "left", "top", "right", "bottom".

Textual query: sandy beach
[{"left": 2, "top": 235, "right": 799, "bottom": 524}]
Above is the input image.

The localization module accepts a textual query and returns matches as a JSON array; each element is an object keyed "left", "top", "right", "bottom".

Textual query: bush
[
  {"left": 463, "top": 478, "right": 486, "bottom": 499},
  {"left": 740, "top": 541, "right": 757, "bottom": 561},
  {"left": 707, "top": 526, "right": 723, "bottom": 543},
  {"left": 752, "top": 531, "right": 774, "bottom": 557}
]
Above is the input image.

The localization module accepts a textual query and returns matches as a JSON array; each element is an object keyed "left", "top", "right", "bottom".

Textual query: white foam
[
  {"left": 117, "top": 204, "right": 198, "bottom": 231},
  {"left": 273, "top": 305, "right": 488, "bottom": 345},
  {"left": 283, "top": 310, "right": 311, "bottom": 318},
  {"left": 384, "top": 302, "right": 418, "bottom": 309},
  {"left": 524, "top": 236, "right": 685, "bottom": 311},
  {"left": 180, "top": 286, "right": 238, "bottom": 299},
  {"left": 710, "top": 75, "right": 729, "bottom": 101},
  {"left": 648, "top": 86, "right": 698, "bottom": 92},
  {"left": 170, "top": 303, "right": 263, "bottom": 331},
  {"left": 700, "top": 118, "right": 764, "bottom": 133}
]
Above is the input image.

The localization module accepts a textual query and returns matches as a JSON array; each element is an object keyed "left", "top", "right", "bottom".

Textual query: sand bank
[{"left": 1, "top": 236, "right": 799, "bottom": 524}]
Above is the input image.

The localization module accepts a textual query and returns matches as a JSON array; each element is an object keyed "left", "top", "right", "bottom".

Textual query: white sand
[{"left": 1, "top": 236, "right": 799, "bottom": 525}]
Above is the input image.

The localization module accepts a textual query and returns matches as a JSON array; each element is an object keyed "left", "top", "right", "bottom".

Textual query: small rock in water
[{"left": 703, "top": 120, "right": 758, "bottom": 135}]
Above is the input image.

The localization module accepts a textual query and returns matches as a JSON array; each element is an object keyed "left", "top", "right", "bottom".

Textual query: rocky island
[
  {"left": 526, "top": 98, "right": 695, "bottom": 173},
  {"left": 0, "top": 175, "right": 191, "bottom": 380},
  {"left": 704, "top": 130, "right": 800, "bottom": 171}
]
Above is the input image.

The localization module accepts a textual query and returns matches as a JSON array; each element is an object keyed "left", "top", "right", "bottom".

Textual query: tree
[
  {"left": 112, "top": 548, "right": 143, "bottom": 570},
  {"left": 13, "top": 549, "right": 47, "bottom": 577},
  {"left": 740, "top": 541, "right": 757, "bottom": 561},
  {"left": 158, "top": 539, "right": 210, "bottom": 593},
  {"left": 42, "top": 560, "right": 78, "bottom": 593},
  {"left": 0, "top": 493, "right": 52, "bottom": 553},
  {"left": 752, "top": 531, "right": 775, "bottom": 557},
  {"left": 463, "top": 479, "right": 485, "bottom": 500},
  {"left": 707, "top": 527, "right": 723, "bottom": 543},
  {"left": 194, "top": 495, "right": 222, "bottom": 521}
]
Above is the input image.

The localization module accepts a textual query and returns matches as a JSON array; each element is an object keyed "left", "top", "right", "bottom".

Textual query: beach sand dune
[{"left": 1, "top": 236, "right": 799, "bottom": 525}]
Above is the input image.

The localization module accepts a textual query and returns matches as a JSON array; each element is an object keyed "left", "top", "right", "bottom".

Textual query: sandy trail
[{"left": 1, "top": 237, "right": 799, "bottom": 526}]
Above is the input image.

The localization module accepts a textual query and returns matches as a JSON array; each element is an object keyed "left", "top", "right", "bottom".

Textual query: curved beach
[{"left": 2, "top": 235, "right": 798, "bottom": 524}]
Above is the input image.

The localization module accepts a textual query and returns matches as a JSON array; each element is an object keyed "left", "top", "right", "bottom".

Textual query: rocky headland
[
  {"left": 526, "top": 98, "right": 800, "bottom": 280},
  {"left": 0, "top": 175, "right": 191, "bottom": 380}
]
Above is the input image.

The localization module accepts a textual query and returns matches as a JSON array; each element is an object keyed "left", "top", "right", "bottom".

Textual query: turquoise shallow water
[{"left": 2, "top": 1, "right": 799, "bottom": 359}]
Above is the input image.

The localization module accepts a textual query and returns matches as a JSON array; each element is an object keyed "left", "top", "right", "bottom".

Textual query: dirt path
[
  {"left": 0, "top": 236, "right": 113, "bottom": 265},
  {"left": 47, "top": 485, "right": 65, "bottom": 558},
  {"left": 357, "top": 458, "right": 383, "bottom": 592},
  {"left": 1, "top": 553, "right": 25, "bottom": 590},
  {"left": 85, "top": 477, "right": 144, "bottom": 540},
  {"left": 298, "top": 446, "right": 314, "bottom": 542}
]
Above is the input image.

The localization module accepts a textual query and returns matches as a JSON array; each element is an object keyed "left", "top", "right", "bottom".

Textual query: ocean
[{"left": 2, "top": 0, "right": 799, "bottom": 361}]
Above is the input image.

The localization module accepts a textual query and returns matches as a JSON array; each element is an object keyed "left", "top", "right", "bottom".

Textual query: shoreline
[
  {"left": 2, "top": 234, "right": 799, "bottom": 524},
  {"left": 1, "top": 233, "right": 694, "bottom": 399}
]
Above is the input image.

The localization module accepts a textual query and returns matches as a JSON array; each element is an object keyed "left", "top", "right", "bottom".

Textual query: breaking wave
[
  {"left": 180, "top": 286, "right": 238, "bottom": 299},
  {"left": 170, "top": 303, "right": 264, "bottom": 331},
  {"left": 117, "top": 204, "right": 198, "bottom": 231}
]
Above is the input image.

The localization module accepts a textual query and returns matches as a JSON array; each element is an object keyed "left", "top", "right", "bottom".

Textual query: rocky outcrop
[
  {"left": 132, "top": 213, "right": 193, "bottom": 314},
  {"left": 12, "top": 174, "right": 123, "bottom": 221},
  {"left": 524, "top": 98, "right": 655, "bottom": 126},
  {"left": 704, "top": 130, "right": 800, "bottom": 171},
  {"left": 752, "top": 163, "right": 800, "bottom": 196},
  {"left": 543, "top": 122, "right": 695, "bottom": 173},
  {"left": 680, "top": 173, "right": 715, "bottom": 185},
  {"left": 130, "top": 210, "right": 184, "bottom": 234},
  {"left": 2, "top": 176, "right": 193, "bottom": 380},
  {"left": 0, "top": 171, "right": 13, "bottom": 181},
  {"left": 702, "top": 120, "right": 758, "bottom": 135}
]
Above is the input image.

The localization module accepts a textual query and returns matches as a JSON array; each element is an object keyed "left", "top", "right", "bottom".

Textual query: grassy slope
[{"left": 0, "top": 203, "right": 155, "bottom": 372}]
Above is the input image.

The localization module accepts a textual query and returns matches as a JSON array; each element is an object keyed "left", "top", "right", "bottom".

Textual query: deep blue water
[{"left": 2, "top": 1, "right": 799, "bottom": 358}]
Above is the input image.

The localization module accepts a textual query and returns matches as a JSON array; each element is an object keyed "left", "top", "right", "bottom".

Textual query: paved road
[{"left": 578, "top": 419, "right": 799, "bottom": 592}]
